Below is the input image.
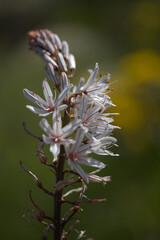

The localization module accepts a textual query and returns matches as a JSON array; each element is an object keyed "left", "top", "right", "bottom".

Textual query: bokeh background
[{"left": 1, "top": 0, "right": 160, "bottom": 239}]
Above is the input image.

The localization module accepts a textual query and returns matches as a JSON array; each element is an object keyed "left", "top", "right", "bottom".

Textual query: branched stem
[{"left": 23, "top": 122, "right": 43, "bottom": 141}]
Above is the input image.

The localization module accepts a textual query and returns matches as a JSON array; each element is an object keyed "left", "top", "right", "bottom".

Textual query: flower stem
[
  {"left": 53, "top": 102, "right": 70, "bottom": 240},
  {"left": 53, "top": 145, "right": 65, "bottom": 240}
]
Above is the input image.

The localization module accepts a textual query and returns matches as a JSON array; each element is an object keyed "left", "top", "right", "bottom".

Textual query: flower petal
[
  {"left": 76, "top": 77, "right": 85, "bottom": 92},
  {"left": 100, "top": 136, "right": 117, "bottom": 145},
  {"left": 77, "top": 157, "right": 106, "bottom": 169},
  {"left": 79, "top": 93, "right": 87, "bottom": 119},
  {"left": 23, "top": 88, "right": 46, "bottom": 108},
  {"left": 56, "top": 84, "right": 73, "bottom": 106},
  {"left": 58, "top": 104, "right": 67, "bottom": 112},
  {"left": 42, "top": 134, "right": 52, "bottom": 144},
  {"left": 71, "top": 128, "right": 84, "bottom": 153},
  {"left": 50, "top": 143, "right": 60, "bottom": 159},
  {"left": 26, "top": 105, "right": 49, "bottom": 116},
  {"left": 39, "top": 118, "right": 53, "bottom": 135},
  {"left": 52, "top": 109, "right": 62, "bottom": 135},
  {"left": 61, "top": 138, "right": 76, "bottom": 145},
  {"left": 68, "top": 159, "right": 89, "bottom": 183},
  {"left": 42, "top": 79, "right": 55, "bottom": 106},
  {"left": 62, "top": 119, "right": 81, "bottom": 138},
  {"left": 81, "top": 63, "right": 99, "bottom": 90}
]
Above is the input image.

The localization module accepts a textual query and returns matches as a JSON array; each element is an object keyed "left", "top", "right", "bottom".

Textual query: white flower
[
  {"left": 66, "top": 129, "right": 106, "bottom": 183},
  {"left": 77, "top": 93, "right": 105, "bottom": 134},
  {"left": 79, "top": 63, "right": 113, "bottom": 107},
  {"left": 71, "top": 78, "right": 85, "bottom": 109},
  {"left": 75, "top": 94, "right": 119, "bottom": 140},
  {"left": 23, "top": 79, "right": 73, "bottom": 116},
  {"left": 93, "top": 113, "right": 120, "bottom": 136},
  {"left": 90, "top": 135, "right": 119, "bottom": 156},
  {"left": 40, "top": 109, "right": 81, "bottom": 160}
]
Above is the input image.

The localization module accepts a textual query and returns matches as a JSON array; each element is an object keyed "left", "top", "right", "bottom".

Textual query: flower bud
[
  {"left": 62, "top": 41, "right": 69, "bottom": 60},
  {"left": 36, "top": 37, "right": 46, "bottom": 48},
  {"left": 57, "top": 52, "right": 67, "bottom": 72},
  {"left": 60, "top": 72, "right": 69, "bottom": 102},
  {"left": 42, "top": 54, "right": 58, "bottom": 69},
  {"left": 68, "top": 54, "right": 76, "bottom": 71},
  {"left": 54, "top": 34, "right": 62, "bottom": 50},
  {"left": 45, "top": 63, "right": 59, "bottom": 87},
  {"left": 45, "top": 39, "right": 55, "bottom": 55}
]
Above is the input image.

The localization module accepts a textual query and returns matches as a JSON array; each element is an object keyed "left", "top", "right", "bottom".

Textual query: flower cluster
[{"left": 24, "top": 29, "right": 119, "bottom": 183}]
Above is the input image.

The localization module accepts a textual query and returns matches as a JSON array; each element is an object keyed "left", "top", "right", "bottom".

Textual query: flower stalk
[
  {"left": 54, "top": 105, "right": 71, "bottom": 240},
  {"left": 22, "top": 29, "right": 119, "bottom": 240},
  {"left": 54, "top": 145, "right": 65, "bottom": 240}
]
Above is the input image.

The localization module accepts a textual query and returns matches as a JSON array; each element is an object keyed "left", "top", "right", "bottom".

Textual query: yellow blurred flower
[
  {"left": 112, "top": 49, "right": 160, "bottom": 151},
  {"left": 113, "top": 94, "right": 144, "bottom": 131},
  {"left": 117, "top": 50, "right": 160, "bottom": 85}
]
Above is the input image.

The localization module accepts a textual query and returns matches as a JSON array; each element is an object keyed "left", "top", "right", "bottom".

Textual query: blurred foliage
[{"left": 0, "top": 0, "right": 160, "bottom": 239}]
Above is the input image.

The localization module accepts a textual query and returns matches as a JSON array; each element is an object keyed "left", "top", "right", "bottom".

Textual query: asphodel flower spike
[{"left": 22, "top": 28, "right": 119, "bottom": 240}]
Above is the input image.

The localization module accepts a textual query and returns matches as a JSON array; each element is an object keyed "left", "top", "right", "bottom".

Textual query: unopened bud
[
  {"left": 42, "top": 54, "right": 58, "bottom": 69},
  {"left": 68, "top": 54, "right": 76, "bottom": 71},
  {"left": 54, "top": 34, "right": 62, "bottom": 50},
  {"left": 36, "top": 37, "right": 46, "bottom": 48},
  {"left": 57, "top": 53, "right": 67, "bottom": 72},
  {"left": 62, "top": 41, "right": 69, "bottom": 60},
  {"left": 45, "top": 63, "right": 59, "bottom": 87},
  {"left": 60, "top": 72, "right": 69, "bottom": 99},
  {"left": 45, "top": 39, "right": 55, "bottom": 55},
  {"left": 40, "top": 29, "right": 47, "bottom": 40}
]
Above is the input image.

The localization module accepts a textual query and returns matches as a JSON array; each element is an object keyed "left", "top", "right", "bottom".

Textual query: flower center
[
  {"left": 69, "top": 152, "right": 78, "bottom": 162},
  {"left": 48, "top": 106, "right": 55, "bottom": 112},
  {"left": 51, "top": 136, "right": 60, "bottom": 143},
  {"left": 82, "top": 120, "right": 88, "bottom": 127}
]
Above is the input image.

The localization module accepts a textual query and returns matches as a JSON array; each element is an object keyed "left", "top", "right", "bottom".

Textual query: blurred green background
[{"left": 1, "top": 0, "right": 160, "bottom": 239}]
